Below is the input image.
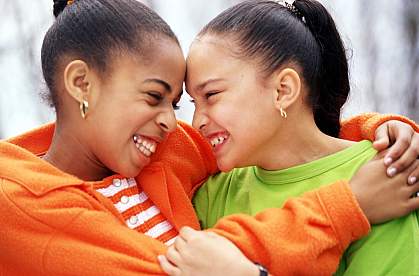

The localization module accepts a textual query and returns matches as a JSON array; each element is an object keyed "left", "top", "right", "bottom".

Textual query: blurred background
[{"left": 0, "top": 0, "right": 418, "bottom": 139}]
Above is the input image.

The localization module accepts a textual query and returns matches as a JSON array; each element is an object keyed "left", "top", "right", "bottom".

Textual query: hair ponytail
[
  {"left": 294, "top": 0, "right": 350, "bottom": 137},
  {"left": 53, "top": 0, "right": 69, "bottom": 18}
]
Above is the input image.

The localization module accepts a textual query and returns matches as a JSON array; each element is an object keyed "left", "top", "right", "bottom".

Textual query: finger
[
  {"left": 174, "top": 236, "right": 187, "bottom": 252},
  {"left": 384, "top": 126, "right": 413, "bottom": 166},
  {"left": 166, "top": 246, "right": 183, "bottom": 266},
  {"left": 385, "top": 140, "right": 419, "bottom": 177},
  {"left": 384, "top": 138, "right": 413, "bottom": 177},
  {"left": 406, "top": 195, "right": 419, "bottom": 213},
  {"left": 408, "top": 166, "right": 419, "bottom": 185},
  {"left": 408, "top": 179, "right": 419, "bottom": 194},
  {"left": 403, "top": 160, "right": 419, "bottom": 185},
  {"left": 179, "top": 226, "right": 199, "bottom": 241},
  {"left": 158, "top": 255, "right": 181, "bottom": 276},
  {"left": 373, "top": 124, "right": 390, "bottom": 152},
  {"left": 206, "top": 231, "right": 221, "bottom": 239},
  {"left": 406, "top": 160, "right": 419, "bottom": 185}
]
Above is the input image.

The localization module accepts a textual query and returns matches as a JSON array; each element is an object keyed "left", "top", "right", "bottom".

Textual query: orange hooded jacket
[{"left": 0, "top": 113, "right": 417, "bottom": 275}]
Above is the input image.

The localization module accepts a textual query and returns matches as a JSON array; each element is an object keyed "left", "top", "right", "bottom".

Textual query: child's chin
[
  {"left": 118, "top": 164, "right": 143, "bottom": 179},
  {"left": 217, "top": 160, "right": 237, "bottom": 173}
]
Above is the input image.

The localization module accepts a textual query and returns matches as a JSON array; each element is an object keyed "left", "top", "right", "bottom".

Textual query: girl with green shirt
[
  {"left": 159, "top": 0, "right": 419, "bottom": 275},
  {"left": 194, "top": 143, "right": 417, "bottom": 275}
]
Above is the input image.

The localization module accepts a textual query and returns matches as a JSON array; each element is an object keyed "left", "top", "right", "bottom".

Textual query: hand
[
  {"left": 349, "top": 157, "right": 419, "bottom": 224},
  {"left": 374, "top": 120, "right": 419, "bottom": 183},
  {"left": 158, "top": 226, "right": 259, "bottom": 276}
]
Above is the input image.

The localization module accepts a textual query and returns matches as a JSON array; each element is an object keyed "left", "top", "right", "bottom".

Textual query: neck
[
  {"left": 43, "top": 124, "right": 112, "bottom": 181},
  {"left": 257, "top": 112, "right": 354, "bottom": 171}
]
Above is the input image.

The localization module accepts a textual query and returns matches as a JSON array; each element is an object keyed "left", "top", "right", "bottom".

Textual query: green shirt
[{"left": 193, "top": 141, "right": 419, "bottom": 275}]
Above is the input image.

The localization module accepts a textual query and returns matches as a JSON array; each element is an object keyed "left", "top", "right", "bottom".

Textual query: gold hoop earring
[
  {"left": 80, "top": 100, "right": 89, "bottom": 119},
  {"left": 280, "top": 107, "right": 287, "bottom": 118}
]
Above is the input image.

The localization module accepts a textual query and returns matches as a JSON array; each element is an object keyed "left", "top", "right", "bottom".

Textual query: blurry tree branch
[
  {"left": 404, "top": 0, "right": 419, "bottom": 122},
  {"left": 359, "top": 1, "right": 379, "bottom": 111},
  {"left": 10, "top": 1, "right": 40, "bottom": 86},
  {"left": 2, "top": 1, "right": 50, "bottom": 124}
]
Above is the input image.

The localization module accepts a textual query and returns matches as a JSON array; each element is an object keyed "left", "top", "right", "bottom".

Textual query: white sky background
[{"left": 0, "top": 0, "right": 411, "bottom": 138}]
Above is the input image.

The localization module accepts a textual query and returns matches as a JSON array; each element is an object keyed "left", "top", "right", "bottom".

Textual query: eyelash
[
  {"left": 188, "top": 91, "right": 220, "bottom": 104},
  {"left": 147, "top": 92, "right": 180, "bottom": 110},
  {"left": 205, "top": 91, "right": 220, "bottom": 99},
  {"left": 147, "top": 92, "right": 163, "bottom": 103}
]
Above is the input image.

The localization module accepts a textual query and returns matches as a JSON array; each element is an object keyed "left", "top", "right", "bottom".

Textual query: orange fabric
[
  {"left": 210, "top": 181, "right": 368, "bottom": 275},
  {"left": 0, "top": 113, "right": 413, "bottom": 275},
  {"left": 340, "top": 112, "right": 419, "bottom": 141}
]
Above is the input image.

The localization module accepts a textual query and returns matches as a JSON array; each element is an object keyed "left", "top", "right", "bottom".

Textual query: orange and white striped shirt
[{"left": 96, "top": 177, "right": 178, "bottom": 245}]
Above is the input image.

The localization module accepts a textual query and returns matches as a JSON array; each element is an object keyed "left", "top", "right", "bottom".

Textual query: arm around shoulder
[
  {"left": 340, "top": 112, "right": 418, "bottom": 141},
  {"left": 208, "top": 181, "right": 370, "bottom": 275}
]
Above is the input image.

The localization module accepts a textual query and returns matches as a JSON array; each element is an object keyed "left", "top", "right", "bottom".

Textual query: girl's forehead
[
  {"left": 189, "top": 35, "right": 239, "bottom": 59},
  {"left": 190, "top": 35, "right": 263, "bottom": 71},
  {"left": 102, "top": 42, "right": 185, "bottom": 90},
  {"left": 187, "top": 36, "right": 259, "bottom": 77},
  {"left": 115, "top": 40, "right": 184, "bottom": 68}
]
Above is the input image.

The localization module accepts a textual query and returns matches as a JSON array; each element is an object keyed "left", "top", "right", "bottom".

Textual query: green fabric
[{"left": 193, "top": 141, "right": 419, "bottom": 275}]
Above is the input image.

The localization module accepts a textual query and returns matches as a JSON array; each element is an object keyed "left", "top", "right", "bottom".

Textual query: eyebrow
[
  {"left": 143, "top": 78, "right": 172, "bottom": 93},
  {"left": 196, "top": 78, "right": 226, "bottom": 91}
]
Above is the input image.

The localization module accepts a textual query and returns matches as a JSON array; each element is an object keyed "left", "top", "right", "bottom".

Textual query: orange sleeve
[
  {"left": 0, "top": 179, "right": 167, "bottom": 275},
  {"left": 339, "top": 112, "right": 418, "bottom": 141},
  {"left": 209, "top": 181, "right": 370, "bottom": 275},
  {"left": 153, "top": 121, "right": 218, "bottom": 199}
]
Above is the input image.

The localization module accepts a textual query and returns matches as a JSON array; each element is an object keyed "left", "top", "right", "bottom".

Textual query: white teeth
[
  {"left": 150, "top": 144, "right": 156, "bottom": 153},
  {"left": 210, "top": 135, "right": 227, "bottom": 147},
  {"left": 139, "top": 145, "right": 151, "bottom": 157},
  {"left": 144, "top": 142, "right": 151, "bottom": 150},
  {"left": 133, "top": 135, "right": 157, "bottom": 156}
]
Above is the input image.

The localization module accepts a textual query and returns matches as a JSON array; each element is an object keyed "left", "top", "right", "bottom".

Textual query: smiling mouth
[
  {"left": 133, "top": 135, "right": 157, "bottom": 157},
  {"left": 208, "top": 133, "right": 229, "bottom": 148}
]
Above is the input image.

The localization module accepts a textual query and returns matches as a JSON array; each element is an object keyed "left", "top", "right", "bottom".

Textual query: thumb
[
  {"left": 373, "top": 124, "right": 390, "bottom": 151},
  {"left": 179, "top": 226, "right": 198, "bottom": 241}
]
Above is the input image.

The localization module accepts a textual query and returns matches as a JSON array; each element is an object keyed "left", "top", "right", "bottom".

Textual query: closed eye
[
  {"left": 145, "top": 92, "right": 164, "bottom": 107},
  {"left": 205, "top": 91, "right": 220, "bottom": 99},
  {"left": 147, "top": 92, "right": 163, "bottom": 101}
]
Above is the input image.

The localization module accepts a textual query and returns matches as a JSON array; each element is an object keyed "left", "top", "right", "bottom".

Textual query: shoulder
[{"left": 0, "top": 176, "right": 102, "bottom": 231}]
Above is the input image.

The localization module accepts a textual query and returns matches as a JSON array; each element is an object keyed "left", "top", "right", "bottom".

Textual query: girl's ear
[
  {"left": 63, "top": 60, "right": 93, "bottom": 104},
  {"left": 271, "top": 68, "right": 301, "bottom": 111}
]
